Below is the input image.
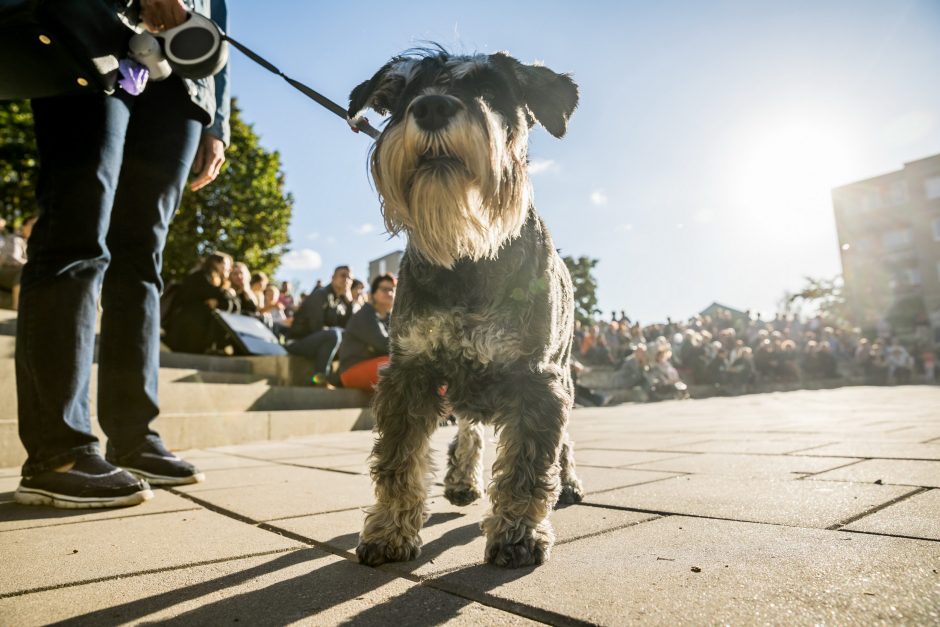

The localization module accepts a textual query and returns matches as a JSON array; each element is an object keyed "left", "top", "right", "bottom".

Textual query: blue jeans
[
  {"left": 286, "top": 328, "right": 343, "bottom": 379},
  {"left": 16, "top": 79, "right": 203, "bottom": 475}
]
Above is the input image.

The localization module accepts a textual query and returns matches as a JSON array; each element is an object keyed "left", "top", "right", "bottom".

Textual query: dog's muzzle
[{"left": 411, "top": 95, "right": 460, "bottom": 132}]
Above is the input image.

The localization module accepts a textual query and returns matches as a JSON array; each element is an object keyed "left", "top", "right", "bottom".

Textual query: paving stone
[
  {"left": 586, "top": 474, "right": 915, "bottom": 528},
  {"left": 0, "top": 491, "right": 200, "bottom": 532},
  {"left": 629, "top": 453, "right": 860, "bottom": 479},
  {"left": 176, "top": 449, "right": 280, "bottom": 471},
  {"left": 798, "top": 441, "right": 940, "bottom": 461},
  {"left": 270, "top": 495, "right": 658, "bottom": 578},
  {"left": 207, "top": 441, "right": 360, "bottom": 460},
  {"left": 571, "top": 449, "right": 690, "bottom": 468},
  {"left": 812, "top": 459, "right": 940, "bottom": 488},
  {"left": 844, "top": 489, "right": 940, "bottom": 541},
  {"left": 0, "top": 475, "right": 18, "bottom": 502},
  {"left": 0, "top": 508, "right": 302, "bottom": 596},
  {"left": 175, "top": 464, "right": 377, "bottom": 521},
  {"left": 574, "top": 466, "right": 680, "bottom": 493},
  {"left": 0, "top": 548, "right": 538, "bottom": 626},
  {"left": 432, "top": 515, "right": 940, "bottom": 625},
  {"left": 663, "top": 438, "right": 839, "bottom": 455},
  {"left": 278, "top": 451, "right": 373, "bottom": 471}
]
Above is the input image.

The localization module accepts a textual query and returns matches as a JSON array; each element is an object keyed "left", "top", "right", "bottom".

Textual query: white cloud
[
  {"left": 528, "top": 159, "right": 557, "bottom": 175},
  {"left": 353, "top": 223, "right": 375, "bottom": 235},
  {"left": 590, "top": 190, "right": 608, "bottom": 206},
  {"left": 694, "top": 209, "right": 715, "bottom": 224},
  {"left": 280, "top": 249, "right": 322, "bottom": 271},
  {"left": 305, "top": 231, "right": 320, "bottom": 241},
  {"left": 616, "top": 223, "right": 633, "bottom": 232}
]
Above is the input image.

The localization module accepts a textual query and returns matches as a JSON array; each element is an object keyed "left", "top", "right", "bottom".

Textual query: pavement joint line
[
  {"left": 825, "top": 486, "right": 930, "bottom": 531},
  {"left": 921, "top": 436, "right": 940, "bottom": 444},
  {"left": 553, "top": 512, "right": 663, "bottom": 547},
  {"left": 203, "top": 451, "right": 366, "bottom": 477},
  {"left": 421, "top": 577, "right": 593, "bottom": 627},
  {"left": 263, "top": 504, "right": 365, "bottom": 523},
  {"left": 0, "top": 505, "right": 203, "bottom": 534},
  {"left": 582, "top": 473, "right": 687, "bottom": 497},
  {"left": 792, "top": 457, "right": 869, "bottom": 480},
  {"left": 781, "top": 442, "right": 839, "bottom": 454},
  {"left": 837, "top": 527, "right": 940, "bottom": 544},
  {"left": 576, "top": 500, "right": 880, "bottom": 532},
  {"left": 0, "top": 547, "right": 302, "bottom": 600},
  {"left": 808, "top": 477, "right": 937, "bottom": 489}
]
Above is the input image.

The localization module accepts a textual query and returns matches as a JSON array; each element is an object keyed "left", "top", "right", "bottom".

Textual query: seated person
[
  {"left": 287, "top": 265, "right": 353, "bottom": 384},
  {"left": 163, "top": 252, "right": 238, "bottom": 353},
  {"left": 231, "top": 261, "right": 259, "bottom": 316},
  {"left": 338, "top": 273, "right": 396, "bottom": 390}
]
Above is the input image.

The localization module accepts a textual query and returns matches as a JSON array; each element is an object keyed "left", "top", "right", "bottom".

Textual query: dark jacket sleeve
[
  {"left": 346, "top": 306, "right": 390, "bottom": 355},
  {"left": 290, "top": 288, "right": 327, "bottom": 339}
]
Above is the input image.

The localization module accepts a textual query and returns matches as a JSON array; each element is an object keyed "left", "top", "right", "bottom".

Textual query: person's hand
[
  {"left": 190, "top": 133, "right": 226, "bottom": 192},
  {"left": 140, "top": 0, "right": 187, "bottom": 32},
  {"left": 205, "top": 298, "right": 219, "bottom": 310}
]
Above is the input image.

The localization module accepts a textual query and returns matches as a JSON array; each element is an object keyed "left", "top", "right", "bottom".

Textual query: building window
[
  {"left": 906, "top": 268, "right": 922, "bottom": 286},
  {"left": 888, "top": 180, "right": 909, "bottom": 205},
  {"left": 933, "top": 218, "right": 940, "bottom": 242},
  {"left": 882, "top": 228, "right": 913, "bottom": 250},
  {"left": 926, "top": 176, "right": 940, "bottom": 200}
]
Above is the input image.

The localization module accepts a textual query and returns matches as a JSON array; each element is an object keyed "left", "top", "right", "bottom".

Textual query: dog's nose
[{"left": 411, "top": 95, "right": 459, "bottom": 132}]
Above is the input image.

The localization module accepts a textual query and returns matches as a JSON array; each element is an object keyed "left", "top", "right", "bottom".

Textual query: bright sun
[{"left": 729, "top": 119, "right": 857, "bottom": 215}]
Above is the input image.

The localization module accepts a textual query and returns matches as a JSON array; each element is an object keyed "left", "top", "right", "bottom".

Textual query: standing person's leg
[
  {"left": 97, "top": 78, "right": 205, "bottom": 485},
  {"left": 15, "top": 92, "right": 152, "bottom": 508}
]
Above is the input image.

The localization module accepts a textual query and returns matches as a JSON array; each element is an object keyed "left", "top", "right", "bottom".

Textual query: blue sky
[{"left": 227, "top": 0, "right": 940, "bottom": 323}]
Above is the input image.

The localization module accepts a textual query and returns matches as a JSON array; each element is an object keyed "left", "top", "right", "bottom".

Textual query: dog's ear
[
  {"left": 489, "top": 52, "right": 579, "bottom": 138},
  {"left": 348, "top": 61, "right": 405, "bottom": 118}
]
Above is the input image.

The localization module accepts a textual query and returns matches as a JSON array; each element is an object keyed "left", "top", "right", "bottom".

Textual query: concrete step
[
  {"left": 0, "top": 362, "right": 370, "bottom": 422},
  {"left": 0, "top": 406, "right": 375, "bottom": 468}
]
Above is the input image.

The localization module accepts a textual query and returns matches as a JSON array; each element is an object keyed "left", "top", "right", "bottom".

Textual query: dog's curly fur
[{"left": 349, "top": 48, "right": 584, "bottom": 568}]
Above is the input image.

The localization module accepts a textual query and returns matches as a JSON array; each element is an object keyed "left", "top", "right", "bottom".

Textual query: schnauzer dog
[{"left": 348, "top": 48, "right": 584, "bottom": 568}]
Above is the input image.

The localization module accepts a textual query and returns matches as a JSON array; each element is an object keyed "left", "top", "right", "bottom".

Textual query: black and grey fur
[{"left": 348, "top": 48, "right": 584, "bottom": 568}]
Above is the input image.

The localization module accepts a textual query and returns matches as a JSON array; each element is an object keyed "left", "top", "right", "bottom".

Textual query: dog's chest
[{"left": 394, "top": 307, "right": 527, "bottom": 366}]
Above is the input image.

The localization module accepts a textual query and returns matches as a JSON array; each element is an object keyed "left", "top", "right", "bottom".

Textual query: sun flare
[{"left": 729, "top": 119, "right": 857, "bottom": 215}]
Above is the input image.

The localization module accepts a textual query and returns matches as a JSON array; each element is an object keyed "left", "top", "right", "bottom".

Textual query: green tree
[
  {"left": 782, "top": 275, "right": 849, "bottom": 323},
  {"left": 164, "top": 99, "right": 293, "bottom": 282},
  {"left": 0, "top": 99, "right": 293, "bottom": 280},
  {"left": 0, "top": 100, "right": 38, "bottom": 226},
  {"left": 563, "top": 255, "right": 600, "bottom": 325}
]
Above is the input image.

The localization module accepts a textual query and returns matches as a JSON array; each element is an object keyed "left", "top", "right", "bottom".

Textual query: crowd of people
[
  {"left": 575, "top": 308, "right": 937, "bottom": 402},
  {"left": 161, "top": 254, "right": 395, "bottom": 391}
]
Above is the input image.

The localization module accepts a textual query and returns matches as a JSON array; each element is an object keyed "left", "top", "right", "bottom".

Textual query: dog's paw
[
  {"left": 444, "top": 485, "right": 482, "bottom": 506},
  {"left": 356, "top": 538, "right": 422, "bottom": 567},
  {"left": 556, "top": 482, "right": 584, "bottom": 507},
  {"left": 484, "top": 527, "right": 553, "bottom": 568}
]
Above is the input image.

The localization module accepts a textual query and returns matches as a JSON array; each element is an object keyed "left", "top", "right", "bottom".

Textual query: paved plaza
[{"left": 1, "top": 386, "right": 939, "bottom": 625}]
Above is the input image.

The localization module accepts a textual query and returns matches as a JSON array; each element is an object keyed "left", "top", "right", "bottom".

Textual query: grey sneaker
[
  {"left": 109, "top": 441, "right": 205, "bottom": 486},
  {"left": 15, "top": 455, "right": 154, "bottom": 509}
]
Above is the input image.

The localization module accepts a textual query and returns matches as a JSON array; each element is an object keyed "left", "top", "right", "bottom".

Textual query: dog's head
[{"left": 349, "top": 48, "right": 578, "bottom": 268}]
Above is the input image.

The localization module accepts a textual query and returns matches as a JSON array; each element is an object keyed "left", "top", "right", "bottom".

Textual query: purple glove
[{"left": 117, "top": 59, "right": 149, "bottom": 96}]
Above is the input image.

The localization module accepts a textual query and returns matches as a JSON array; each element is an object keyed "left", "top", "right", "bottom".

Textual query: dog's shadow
[{"left": 51, "top": 508, "right": 536, "bottom": 626}]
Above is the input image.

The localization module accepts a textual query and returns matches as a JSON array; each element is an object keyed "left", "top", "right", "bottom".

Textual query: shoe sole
[
  {"left": 14, "top": 486, "right": 154, "bottom": 509},
  {"left": 122, "top": 468, "right": 206, "bottom": 486}
]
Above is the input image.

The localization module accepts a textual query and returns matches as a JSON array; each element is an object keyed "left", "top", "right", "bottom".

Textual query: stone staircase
[{"left": 0, "top": 309, "right": 373, "bottom": 468}]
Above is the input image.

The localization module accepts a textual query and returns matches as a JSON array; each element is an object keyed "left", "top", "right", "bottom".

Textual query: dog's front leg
[
  {"left": 357, "top": 363, "right": 442, "bottom": 566},
  {"left": 483, "top": 370, "right": 569, "bottom": 567}
]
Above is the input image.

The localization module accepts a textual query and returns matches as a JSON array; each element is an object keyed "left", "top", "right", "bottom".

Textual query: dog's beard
[{"left": 372, "top": 106, "right": 530, "bottom": 268}]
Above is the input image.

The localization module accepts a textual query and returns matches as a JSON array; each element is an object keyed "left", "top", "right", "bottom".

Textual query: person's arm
[
  {"left": 190, "top": 0, "right": 229, "bottom": 191},
  {"left": 347, "top": 308, "right": 390, "bottom": 355}
]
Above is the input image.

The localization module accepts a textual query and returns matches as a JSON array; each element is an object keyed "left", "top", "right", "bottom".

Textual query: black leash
[{"left": 224, "top": 35, "right": 380, "bottom": 139}]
